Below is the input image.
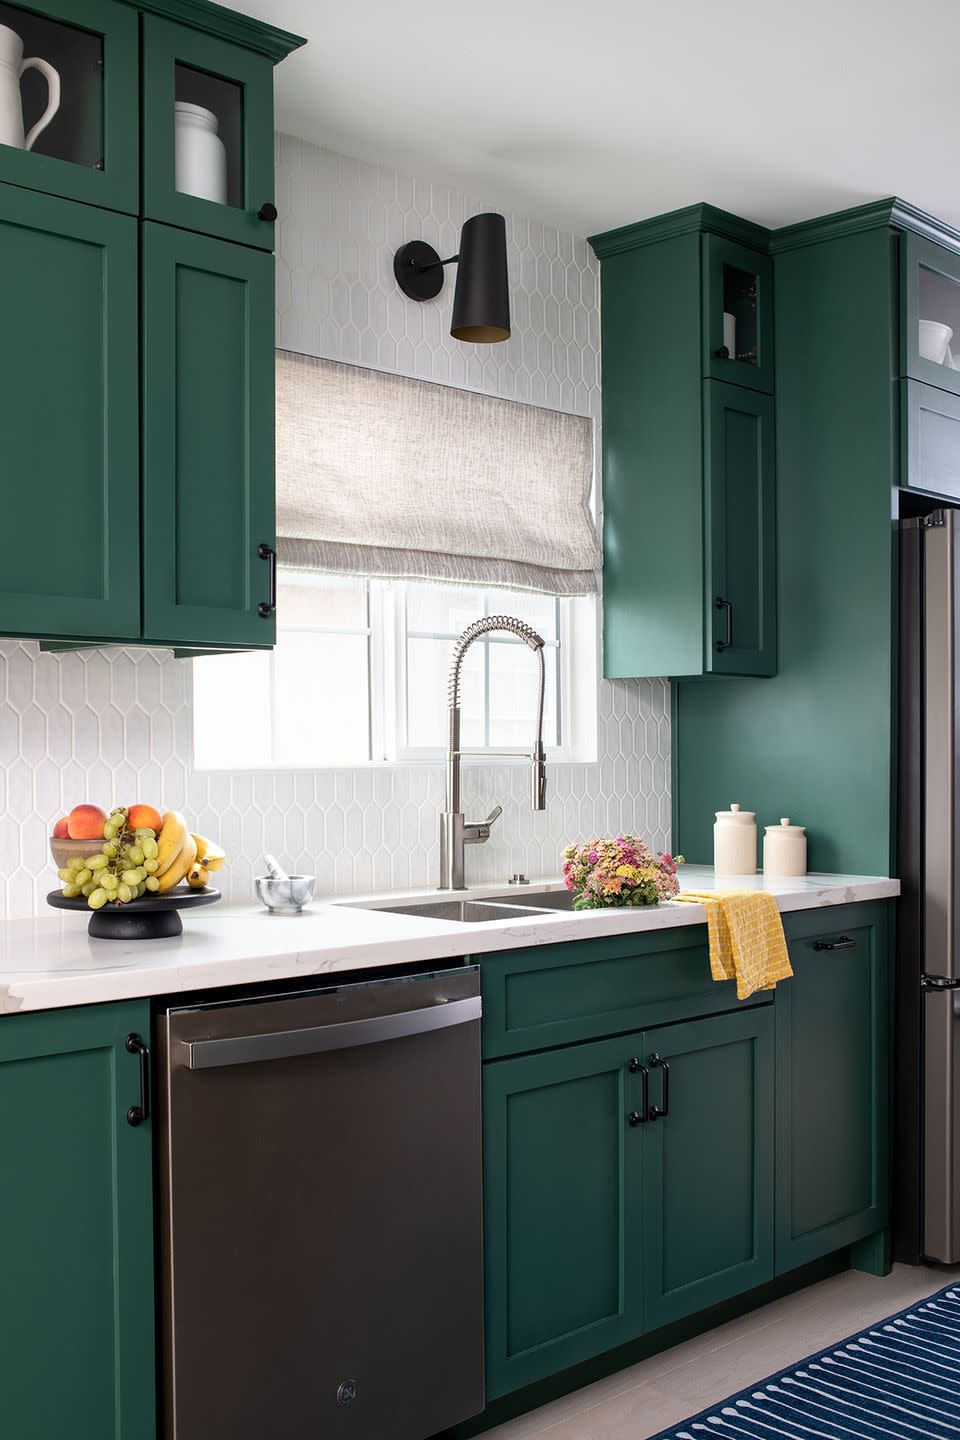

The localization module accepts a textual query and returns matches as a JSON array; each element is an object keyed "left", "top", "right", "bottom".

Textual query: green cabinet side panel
[
  {"left": 598, "top": 232, "right": 705, "bottom": 679},
  {"left": 704, "top": 380, "right": 777, "bottom": 675},
  {"left": 674, "top": 227, "right": 898, "bottom": 873},
  {"left": 0, "top": 0, "right": 139, "bottom": 214},
  {"left": 0, "top": 184, "right": 140, "bottom": 641},
  {"left": 641, "top": 1006, "right": 775, "bottom": 1329},
  {"left": 482, "top": 1035, "right": 645, "bottom": 1399},
  {"left": 141, "top": 221, "right": 276, "bottom": 648},
  {"left": 142, "top": 14, "right": 277, "bottom": 250},
  {"left": 776, "top": 903, "right": 890, "bottom": 1272},
  {"left": 0, "top": 1000, "right": 156, "bottom": 1440}
]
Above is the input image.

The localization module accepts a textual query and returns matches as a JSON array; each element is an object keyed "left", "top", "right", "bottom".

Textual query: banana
[
  {"left": 158, "top": 832, "right": 197, "bottom": 894},
  {"left": 187, "top": 862, "right": 210, "bottom": 890},
  {"left": 156, "top": 811, "right": 189, "bottom": 877},
  {"left": 192, "top": 834, "right": 226, "bottom": 873}
]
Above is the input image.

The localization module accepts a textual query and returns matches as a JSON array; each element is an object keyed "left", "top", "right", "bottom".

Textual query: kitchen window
[{"left": 192, "top": 574, "right": 597, "bottom": 770}]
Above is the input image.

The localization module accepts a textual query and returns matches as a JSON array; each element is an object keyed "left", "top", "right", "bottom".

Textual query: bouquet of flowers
[{"left": 562, "top": 835, "right": 683, "bottom": 910}]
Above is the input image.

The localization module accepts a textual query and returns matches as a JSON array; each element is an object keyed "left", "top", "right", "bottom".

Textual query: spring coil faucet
[{"left": 440, "top": 615, "right": 547, "bottom": 890}]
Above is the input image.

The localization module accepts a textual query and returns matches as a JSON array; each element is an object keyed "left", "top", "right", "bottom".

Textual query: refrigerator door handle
[{"left": 923, "top": 975, "right": 960, "bottom": 991}]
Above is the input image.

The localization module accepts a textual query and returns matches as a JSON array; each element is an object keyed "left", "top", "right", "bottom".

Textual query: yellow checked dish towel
[{"left": 674, "top": 890, "right": 793, "bottom": 1000}]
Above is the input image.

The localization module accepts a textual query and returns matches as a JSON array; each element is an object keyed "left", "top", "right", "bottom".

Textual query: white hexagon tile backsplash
[{"left": 0, "top": 135, "right": 672, "bottom": 919}]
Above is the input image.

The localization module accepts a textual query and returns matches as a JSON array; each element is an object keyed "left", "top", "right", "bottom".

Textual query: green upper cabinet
[
  {"left": 142, "top": 13, "right": 278, "bottom": 251},
  {"left": 0, "top": 1000, "right": 156, "bottom": 1440},
  {"left": 705, "top": 381, "right": 777, "bottom": 674},
  {"left": 901, "top": 231, "right": 960, "bottom": 398},
  {"left": 141, "top": 221, "right": 276, "bottom": 648},
  {"left": 589, "top": 205, "right": 776, "bottom": 680},
  {"left": 776, "top": 904, "right": 890, "bottom": 1273},
  {"left": 0, "top": 0, "right": 138, "bottom": 213},
  {"left": 0, "top": 183, "right": 140, "bottom": 640},
  {"left": 641, "top": 1006, "right": 775, "bottom": 1330},
  {"left": 703, "top": 234, "right": 775, "bottom": 393},
  {"left": 482, "top": 1035, "right": 646, "bottom": 1400}
]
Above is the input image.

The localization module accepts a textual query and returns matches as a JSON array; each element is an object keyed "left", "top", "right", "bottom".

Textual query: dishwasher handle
[{"left": 182, "top": 994, "right": 482, "bottom": 1071}]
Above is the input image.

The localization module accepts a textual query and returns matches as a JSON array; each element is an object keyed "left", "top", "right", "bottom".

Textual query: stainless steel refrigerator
[{"left": 897, "top": 506, "right": 960, "bottom": 1263}]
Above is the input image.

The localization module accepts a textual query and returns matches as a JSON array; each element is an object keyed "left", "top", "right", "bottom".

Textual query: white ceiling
[{"left": 232, "top": 0, "right": 958, "bottom": 238}]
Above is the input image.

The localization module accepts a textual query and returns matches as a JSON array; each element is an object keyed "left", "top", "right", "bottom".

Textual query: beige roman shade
[{"left": 275, "top": 351, "right": 601, "bottom": 595}]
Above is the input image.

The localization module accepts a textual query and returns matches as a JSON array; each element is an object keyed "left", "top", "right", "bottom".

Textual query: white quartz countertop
[{"left": 0, "top": 867, "right": 899, "bottom": 1014}]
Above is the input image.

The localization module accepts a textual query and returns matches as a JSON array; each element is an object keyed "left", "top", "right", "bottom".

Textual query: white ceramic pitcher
[{"left": 0, "top": 24, "right": 60, "bottom": 152}]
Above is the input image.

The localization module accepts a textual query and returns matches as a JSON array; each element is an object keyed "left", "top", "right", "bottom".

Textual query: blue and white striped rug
[{"left": 649, "top": 1281, "right": 960, "bottom": 1439}]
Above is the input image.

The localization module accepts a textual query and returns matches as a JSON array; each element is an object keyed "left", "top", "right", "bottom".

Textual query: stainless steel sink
[
  {"left": 357, "top": 898, "right": 555, "bottom": 923},
  {"left": 496, "top": 889, "right": 575, "bottom": 911}
]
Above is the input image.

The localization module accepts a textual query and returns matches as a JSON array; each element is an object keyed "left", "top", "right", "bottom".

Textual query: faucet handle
[
  {"left": 465, "top": 805, "right": 503, "bottom": 845},
  {"left": 483, "top": 805, "right": 503, "bottom": 827}
]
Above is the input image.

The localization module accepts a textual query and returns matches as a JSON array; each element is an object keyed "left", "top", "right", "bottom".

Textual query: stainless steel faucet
[{"left": 440, "top": 615, "right": 547, "bottom": 890}]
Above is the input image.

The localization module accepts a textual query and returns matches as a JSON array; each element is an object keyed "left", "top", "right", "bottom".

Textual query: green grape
[
  {"left": 67, "top": 856, "right": 85, "bottom": 872},
  {"left": 102, "top": 840, "right": 118, "bottom": 858},
  {"left": 101, "top": 873, "right": 118, "bottom": 892},
  {"left": 118, "top": 884, "right": 133, "bottom": 903},
  {"left": 75, "top": 868, "right": 92, "bottom": 886},
  {"left": 142, "top": 838, "right": 158, "bottom": 861},
  {"left": 103, "top": 821, "right": 118, "bottom": 840},
  {"left": 135, "top": 828, "right": 154, "bottom": 843},
  {"left": 58, "top": 867, "right": 73, "bottom": 882},
  {"left": 61, "top": 883, "right": 82, "bottom": 898},
  {"left": 121, "top": 869, "right": 140, "bottom": 887},
  {"left": 145, "top": 876, "right": 160, "bottom": 892},
  {"left": 84, "top": 853, "right": 108, "bottom": 871},
  {"left": 87, "top": 888, "right": 108, "bottom": 910},
  {"left": 143, "top": 859, "right": 158, "bottom": 875},
  {"left": 137, "top": 882, "right": 147, "bottom": 898},
  {"left": 81, "top": 881, "right": 96, "bottom": 897},
  {"left": 128, "top": 845, "right": 144, "bottom": 865}
]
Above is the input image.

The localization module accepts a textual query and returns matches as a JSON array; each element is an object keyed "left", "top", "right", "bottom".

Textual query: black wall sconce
[{"left": 393, "top": 212, "right": 510, "bottom": 344}]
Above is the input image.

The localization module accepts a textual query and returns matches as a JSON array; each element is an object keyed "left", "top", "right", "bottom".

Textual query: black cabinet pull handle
[
  {"left": 814, "top": 936, "right": 857, "bottom": 951},
  {"left": 258, "top": 543, "right": 277, "bottom": 619},
  {"left": 715, "top": 596, "right": 733, "bottom": 653},
  {"left": 627, "top": 1057, "right": 649, "bottom": 1125},
  {"left": 125, "top": 1033, "right": 150, "bottom": 1127},
  {"left": 648, "top": 1053, "right": 670, "bottom": 1120},
  {"left": 714, "top": 344, "right": 730, "bottom": 359},
  {"left": 258, "top": 202, "right": 278, "bottom": 222}
]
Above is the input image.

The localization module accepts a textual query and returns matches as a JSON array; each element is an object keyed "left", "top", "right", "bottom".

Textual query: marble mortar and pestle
[{"left": 255, "top": 854, "right": 317, "bottom": 914}]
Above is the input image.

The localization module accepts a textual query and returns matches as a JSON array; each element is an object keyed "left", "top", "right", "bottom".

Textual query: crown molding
[
  {"left": 128, "top": 0, "right": 305, "bottom": 61},
  {"left": 589, "top": 203, "right": 771, "bottom": 260}
]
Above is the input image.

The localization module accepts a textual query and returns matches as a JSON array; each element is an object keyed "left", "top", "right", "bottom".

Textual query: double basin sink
[{"left": 350, "top": 889, "right": 575, "bottom": 924}]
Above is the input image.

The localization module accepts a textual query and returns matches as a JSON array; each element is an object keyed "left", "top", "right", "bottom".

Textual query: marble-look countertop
[{"left": 0, "top": 867, "right": 899, "bottom": 1014}]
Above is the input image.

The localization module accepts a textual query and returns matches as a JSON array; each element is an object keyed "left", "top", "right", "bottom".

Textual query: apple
[
  {"left": 52, "top": 817, "right": 69, "bottom": 839},
  {"left": 66, "top": 804, "right": 107, "bottom": 841},
  {"left": 127, "top": 803, "right": 163, "bottom": 833}
]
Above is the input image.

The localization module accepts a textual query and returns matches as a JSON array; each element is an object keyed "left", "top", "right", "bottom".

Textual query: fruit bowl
[
  {"left": 50, "top": 837, "right": 101, "bottom": 871},
  {"left": 47, "top": 884, "right": 221, "bottom": 940}
]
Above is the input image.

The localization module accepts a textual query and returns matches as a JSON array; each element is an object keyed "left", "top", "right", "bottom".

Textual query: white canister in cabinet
[
  {"left": 763, "top": 818, "right": 807, "bottom": 876},
  {"left": 174, "top": 102, "right": 227, "bottom": 204},
  {"left": 713, "top": 803, "right": 757, "bottom": 875}
]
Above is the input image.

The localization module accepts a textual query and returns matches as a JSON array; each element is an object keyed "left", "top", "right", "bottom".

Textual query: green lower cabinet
[
  {"left": 0, "top": 1000, "right": 156, "bottom": 1439},
  {"left": 776, "top": 904, "right": 890, "bottom": 1272},
  {"left": 0, "top": 183, "right": 140, "bottom": 641},
  {"left": 482, "top": 1034, "right": 645, "bottom": 1400},
  {"left": 141, "top": 221, "right": 276, "bottom": 649},
  {"left": 641, "top": 1007, "right": 775, "bottom": 1329}
]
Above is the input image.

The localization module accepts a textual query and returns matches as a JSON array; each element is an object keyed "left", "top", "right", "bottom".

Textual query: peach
[
  {"left": 52, "top": 817, "right": 69, "bottom": 839},
  {"left": 66, "top": 804, "right": 107, "bottom": 841},
  {"left": 127, "top": 804, "right": 163, "bottom": 833}
]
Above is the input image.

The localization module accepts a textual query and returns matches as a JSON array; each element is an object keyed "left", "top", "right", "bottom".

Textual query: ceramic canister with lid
[
  {"left": 713, "top": 803, "right": 757, "bottom": 875},
  {"left": 763, "top": 818, "right": 807, "bottom": 876}
]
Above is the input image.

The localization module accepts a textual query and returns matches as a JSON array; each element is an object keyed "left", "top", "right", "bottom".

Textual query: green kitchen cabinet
[
  {"left": 482, "top": 1034, "right": 646, "bottom": 1399},
  {"left": 141, "top": 12, "right": 278, "bottom": 251},
  {"left": 776, "top": 903, "right": 890, "bottom": 1272},
  {"left": 705, "top": 381, "right": 777, "bottom": 674},
  {"left": 901, "top": 230, "right": 960, "bottom": 399},
  {"left": 641, "top": 1006, "right": 775, "bottom": 1330},
  {"left": 589, "top": 206, "right": 776, "bottom": 679},
  {"left": 902, "top": 379, "right": 960, "bottom": 500},
  {"left": 0, "top": 182, "right": 141, "bottom": 641},
  {"left": 0, "top": 999, "right": 156, "bottom": 1439},
  {"left": 141, "top": 221, "right": 276, "bottom": 648},
  {"left": 0, "top": 0, "right": 138, "bottom": 213}
]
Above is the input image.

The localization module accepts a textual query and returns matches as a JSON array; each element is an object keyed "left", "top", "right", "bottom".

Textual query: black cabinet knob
[
  {"left": 714, "top": 344, "right": 730, "bottom": 359},
  {"left": 258, "top": 202, "right": 278, "bottom": 223},
  {"left": 628, "top": 1111, "right": 645, "bottom": 1127}
]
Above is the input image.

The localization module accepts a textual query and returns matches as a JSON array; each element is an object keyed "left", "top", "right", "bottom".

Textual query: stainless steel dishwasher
[{"left": 156, "top": 967, "right": 484, "bottom": 1440}]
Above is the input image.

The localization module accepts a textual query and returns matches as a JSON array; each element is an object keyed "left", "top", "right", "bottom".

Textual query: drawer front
[
  {"left": 903, "top": 378, "right": 960, "bottom": 500},
  {"left": 478, "top": 927, "right": 768, "bottom": 1060}
]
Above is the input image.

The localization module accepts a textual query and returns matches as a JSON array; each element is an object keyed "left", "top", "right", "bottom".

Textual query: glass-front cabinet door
[
  {"left": 142, "top": 14, "right": 277, "bottom": 250},
  {"left": 902, "top": 233, "right": 960, "bottom": 399},
  {"left": 0, "top": 0, "right": 136, "bottom": 212},
  {"left": 702, "top": 234, "right": 774, "bottom": 394}
]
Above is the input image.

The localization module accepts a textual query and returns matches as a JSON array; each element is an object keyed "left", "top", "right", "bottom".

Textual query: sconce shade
[{"left": 450, "top": 212, "right": 510, "bottom": 343}]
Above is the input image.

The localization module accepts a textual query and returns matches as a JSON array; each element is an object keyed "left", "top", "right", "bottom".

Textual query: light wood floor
[{"left": 485, "top": 1262, "right": 960, "bottom": 1440}]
